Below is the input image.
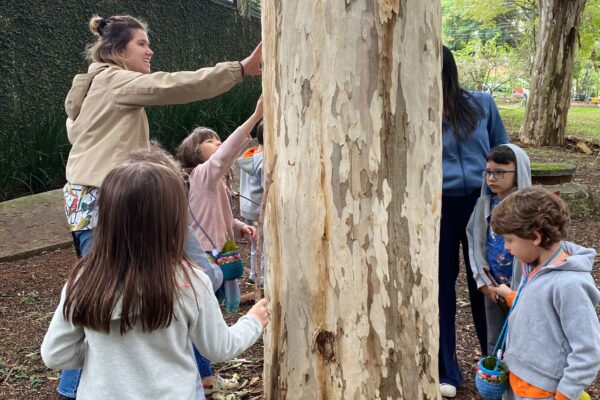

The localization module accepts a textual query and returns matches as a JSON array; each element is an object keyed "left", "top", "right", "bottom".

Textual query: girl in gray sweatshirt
[{"left": 41, "top": 162, "right": 269, "bottom": 400}]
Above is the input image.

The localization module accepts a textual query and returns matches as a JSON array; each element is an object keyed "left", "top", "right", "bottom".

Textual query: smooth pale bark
[
  {"left": 262, "top": 1, "right": 442, "bottom": 399},
  {"left": 520, "top": 0, "right": 587, "bottom": 145}
]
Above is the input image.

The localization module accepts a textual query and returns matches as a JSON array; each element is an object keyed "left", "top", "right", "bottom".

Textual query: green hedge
[{"left": 0, "top": 0, "right": 261, "bottom": 200}]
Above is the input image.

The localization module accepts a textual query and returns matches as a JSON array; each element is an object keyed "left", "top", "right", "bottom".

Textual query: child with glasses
[{"left": 467, "top": 144, "right": 531, "bottom": 355}]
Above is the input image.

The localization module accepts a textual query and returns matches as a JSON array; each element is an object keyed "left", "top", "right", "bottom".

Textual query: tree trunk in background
[
  {"left": 262, "top": 1, "right": 442, "bottom": 398},
  {"left": 520, "top": 0, "right": 587, "bottom": 145}
]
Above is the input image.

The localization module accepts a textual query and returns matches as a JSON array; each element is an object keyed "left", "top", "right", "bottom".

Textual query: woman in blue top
[{"left": 438, "top": 46, "right": 509, "bottom": 398}]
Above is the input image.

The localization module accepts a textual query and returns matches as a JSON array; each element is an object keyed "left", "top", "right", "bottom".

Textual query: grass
[{"left": 499, "top": 104, "right": 600, "bottom": 142}]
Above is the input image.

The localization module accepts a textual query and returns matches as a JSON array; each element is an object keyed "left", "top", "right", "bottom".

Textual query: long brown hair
[
  {"left": 442, "top": 45, "right": 484, "bottom": 141},
  {"left": 63, "top": 162, "right": 192, "bottom": 334}
]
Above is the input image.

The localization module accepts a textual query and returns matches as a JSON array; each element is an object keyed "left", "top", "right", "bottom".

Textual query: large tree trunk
[
  {"left": 520, "top": 0, "right": 586, "bottom": 145},
  {"left": 261, "top": 1, "right": 442, "bottom": 398}
]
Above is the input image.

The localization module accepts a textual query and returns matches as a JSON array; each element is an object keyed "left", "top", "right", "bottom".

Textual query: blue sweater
[{"left": 442, "top": 91, "right": 508, "bottom": 196}]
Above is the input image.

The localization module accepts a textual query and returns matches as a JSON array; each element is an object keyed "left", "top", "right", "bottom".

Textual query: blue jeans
[
  {"left": 194, "top": 346, "right": 213, "bottom": 377},
  {"left": 58, "top": 230, "right": 94, "bottom": 397}
]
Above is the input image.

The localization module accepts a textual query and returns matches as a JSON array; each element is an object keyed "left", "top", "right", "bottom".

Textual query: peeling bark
[
  {"left": 520, "top": 0, "right": 587, "bottom": 146},
  {"left": 262, "top": 1, "right": 442, "bottom": 398}
]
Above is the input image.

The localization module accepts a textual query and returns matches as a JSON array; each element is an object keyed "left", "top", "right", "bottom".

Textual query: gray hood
[
  {"left": 480, "top": 143, "right": 532, "bottom": 197},
  {"left": 547, "top": 241, "right": 596, "bottom": 273},
  {"left": 467, "top": 144, "right": 532, "bottom": 289}
]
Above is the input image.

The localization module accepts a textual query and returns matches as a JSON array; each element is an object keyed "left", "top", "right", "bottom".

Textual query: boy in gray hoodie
[
  {"left": 467, "top": 144, "right": 531, "bottom": 354},
  {"left": 490, "top": 187, "right": 600, "bottom": 400},
  {"left": 237, "top": 121, "right": 264, "bottom": 284}
]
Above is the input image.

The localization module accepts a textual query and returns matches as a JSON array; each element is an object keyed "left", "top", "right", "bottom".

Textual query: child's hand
[
  {"left": 247, "top": 298, "right": 270, "bottom": 328},
  {"left": 480, "top": 285, "right": 498, "bottom": 302},
  {"left": 241, "top": 224, "right": 257, "bottom": 241},
  {"left": 254, "top": 95, "right": 263, "bottom": 119},
  {"left": 490, "top": 284, "right": 512, "bottom": 299},
  {"left": 240, "top": 42, "right": 262, "bottom": 76}
]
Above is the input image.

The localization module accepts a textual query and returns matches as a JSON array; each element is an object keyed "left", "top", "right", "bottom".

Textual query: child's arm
[
  {"left": 188, "top": 273, "right": 268, "bottom": 362},
  {"left": 554, "top": 281, "right": 600, "bottom": 399},
  {"left": 192, "top": 97, "right": 263, "bottom": 188},
  {"left": 465, "top": 203, "right": 494, "bottom": 290},
  {"left": 234, "top": 218, "right": 257, "bottom": 241},
  {"left": 40, "top": 286, "right": 86, "bottom": 370}
]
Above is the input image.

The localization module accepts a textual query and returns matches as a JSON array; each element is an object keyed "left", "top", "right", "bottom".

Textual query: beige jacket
[{"left": 65, "top": 61, "right": 242, "bottom": 188}]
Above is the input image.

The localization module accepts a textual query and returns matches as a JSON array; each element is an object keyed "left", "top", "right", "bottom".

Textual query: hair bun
[{"left": 89, "top": 15, "right": 107, "bottom": 36}]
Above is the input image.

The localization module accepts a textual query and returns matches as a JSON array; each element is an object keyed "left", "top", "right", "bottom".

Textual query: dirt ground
[{"left": 0, "top": 144, "right": 599, "bottom": 399}]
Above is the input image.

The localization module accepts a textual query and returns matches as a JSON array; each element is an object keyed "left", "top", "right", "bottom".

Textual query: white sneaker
[{"left": 440, "top": 383, "right": 457, "bottom": 398}]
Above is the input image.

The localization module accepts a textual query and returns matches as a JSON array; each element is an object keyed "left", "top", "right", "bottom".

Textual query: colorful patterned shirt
[
  {"left": 486, "top": 196, "right": 514, "bottom": 285},
  {"left": 63, "top": 183, "right": 99, "bottom": 231}
]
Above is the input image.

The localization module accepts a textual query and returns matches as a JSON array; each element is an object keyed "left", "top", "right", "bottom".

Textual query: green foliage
[
  {"left": 442, "top": 0, "right": 538, "bottom": 85},
  {"left": 0, "top": 0, "right": 260, "bottom": 200},
  {"left": 453, "top": 37, "right": 527, "bottom": 92},
  {"left": 499, "top": 105, "right": 600, "bottom": 141}
]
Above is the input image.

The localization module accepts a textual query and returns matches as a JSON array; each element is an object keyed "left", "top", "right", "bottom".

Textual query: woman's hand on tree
[{"left": 241, "top": 42, "right": 262, "bottom": 76}]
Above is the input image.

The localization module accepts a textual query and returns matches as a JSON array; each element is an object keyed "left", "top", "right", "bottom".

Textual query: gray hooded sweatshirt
[
  {"left": 504, "top": 242, "right": 600, "bottom": 399},
  {"left": 41, "top": 268, "right": 262, "bottom": 400},
  {"left": 467, "top": 144, "right": 532, "bottom": 289},
  {"left": 236, "top": 146, "right": 264, "bottom": 220}
]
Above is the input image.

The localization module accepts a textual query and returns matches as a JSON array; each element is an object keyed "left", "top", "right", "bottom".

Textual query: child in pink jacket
[{"left": 178, "top": 96, "right": 263, "bottom": 314}]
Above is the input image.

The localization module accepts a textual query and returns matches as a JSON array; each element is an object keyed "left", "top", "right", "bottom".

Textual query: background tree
[
  {"left": 443, "top": 0, "right": 600, "bottom": 145},
  {"left": 261, "top": 1, "right": 443, "bottom": 398},
  {"left": 520, "top": 0, "right": 587, "bottom": 145}
]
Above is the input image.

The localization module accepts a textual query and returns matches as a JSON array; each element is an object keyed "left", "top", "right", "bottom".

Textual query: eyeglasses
[{"left": 483, "top": 169, "right": 516, "bottom": 179}]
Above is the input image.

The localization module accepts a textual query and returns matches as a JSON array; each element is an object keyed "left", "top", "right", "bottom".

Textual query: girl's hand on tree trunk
[
  {"left": 241, "top": 224, "right": 257, "bottom": 241},
  {"left": 254, "top": 95, "right": 263, "bottom": 120},
  {"left": 248, "top": 298, "right": 270, "bottom": 328}
]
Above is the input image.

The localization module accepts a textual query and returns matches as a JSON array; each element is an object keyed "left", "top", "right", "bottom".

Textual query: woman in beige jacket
[{"left": 58, "top": 14, "right": 261, "bottom": 400}]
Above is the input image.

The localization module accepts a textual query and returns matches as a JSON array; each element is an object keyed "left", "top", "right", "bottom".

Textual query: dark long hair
[
  {"left": 63, "top": 162, "right": 193, "bottom": 334},
  {"left": 442, "top": 46, "right": 484, "bottom": 141}
]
